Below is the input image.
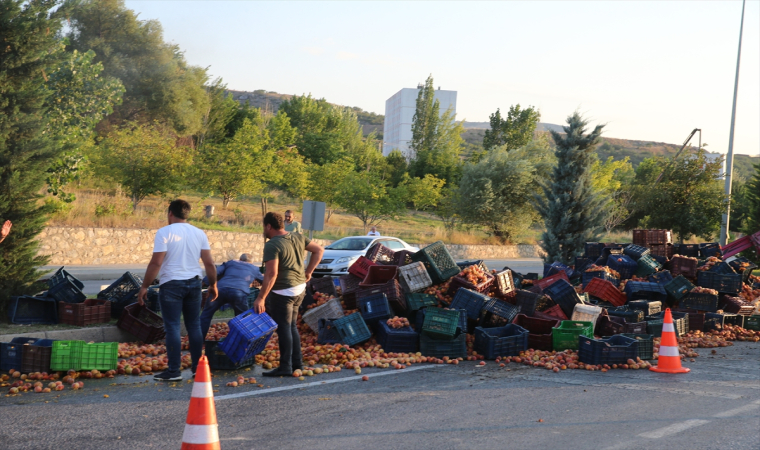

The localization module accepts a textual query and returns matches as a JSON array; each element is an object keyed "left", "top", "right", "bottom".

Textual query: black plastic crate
[
  {"left": 623, "top": 245, "right": 651, "bottom": 260},
  {"left": 676, "top": 309, "right": 705, "bottom": 332},
  {"left": 479, "top": 298, "right": 519, "bottom": 328},
  {"left": 357, "top": 293, "right": 392, "bottom": 323},
  {"left": 727, "top": 257, "right": 758, "bottom": 283},
  {"left": 607, "top": 254, "right": 639, "bottom": 280},
  {"left": 582, "top": 270, "right": 619, "bottom": 289},
  {"left": 649, "top": 270, "right": 673, "bottom": 285},
  {"left": 628, "top": 300, "right": 662, "bottom": 316},
  {"left": 376, "top": 322, "right": 419, "bottom": 353},
  {"left": 449, "top": 288, "right": 489, "bottom": 320},
  {"left": 700, "top": 243, "right": 723, "bottom": 258},
  {"left": 579, "top": 335, "right": 639, "bottom": 365},
  {"left": 584, "top": 242, "right": 606, "bottom": 259},
  {"left": 646, "top": 311, "right": 688, "bottom": 336},
  {"left": 514, "top": 289, "right": 545, "bottom": 317},
  {"left": 21, "top": 339, "right": 56, "bottom": 374},
  {"left": 620, "top": 333, "right": 654, "bottom": 360},
  {"left": 205, "top": 340, "right": 255, "bottom": 371},
  {"left": 664, "top": 276, "right": 695, "bottom": 303},
  {"left": 317, "top": 318, "right": 343, "bottom": 345},
  {"left": 544, "top": 279, "right": 584, "bottom": 319},
  {"left": 574, "top": 257, "right": 594, "bottom": 275},
  {"left": 1, "top": 337, "right": 41, "bottom": 372},
  {"left": 98, "top": 272, "right": 144, "bottom": 318},
  {"left": 680, "top": 292, "right": 719, "bottom": 312},
  {"left": 7, "top": 296, "right": 58, "bottom": 324},
  {"left": 697, "top": 271, "right": 742, "bottom": 295},
  {"left": 674, "top": 244, "right": 700, "bottom": 258},
  {"left": 708, "top": 262, "right": 736, "bottom": 275},
  {"left": 624, "top": 282, "right": 667, "bottom": 302},
  {"left": 607, "top": 306, "right": 645, "bottom": 324},
  {"left": 46, "top": 267, "right": 86, "bottom": 303},
  {"left": 419, "top": 332, "right": 467, "bottom": 359},
  {"left": 474, "top": 324, "right": 528, "bottom": 359}
]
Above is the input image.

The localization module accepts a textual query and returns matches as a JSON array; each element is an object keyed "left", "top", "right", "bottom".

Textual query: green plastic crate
[
  {"left": 405, "top": 293, "right": 437, "bottom": 312},
  {"left": 664, "top": 276, "right": 694, "bottom": 303},
  {"left": 552, "top": 320, "right": 594, "bottom": 351},
  {"left": 50, "top": 340, "right": 85, "bottom": 372},
  {"left": 411, "top": 241, "right": 459, "bottom": 285},
  {"left": 635, "top": 255, "right": 661, "bottom": 277},
  {"left": 745, "top": 316, "right": 760, "bottom": 331},
  {"left": 80, "top": 342, "right": 118, "bottom": 371},
  {"left": 422, "top": 307, "right": 460, "bottom": 339}
]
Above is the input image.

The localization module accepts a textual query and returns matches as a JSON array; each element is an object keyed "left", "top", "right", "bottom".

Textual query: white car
[{"left": 312, "top": 236, "right": 419, "bottom": 277}]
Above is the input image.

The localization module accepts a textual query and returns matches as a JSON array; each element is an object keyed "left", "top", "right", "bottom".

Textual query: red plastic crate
[
  {"left": 359, "top": 265, "right": 398, "bottom": 287},
  {"left": 116, "top": 303, "right": 166, "bottom": 343},
  {"left": 58, "top": 299, "right": 111, "bottom": 327},
  {"left": 348, "top": 256, "right": 376, "bottom": 279},
  {"left": 584, "top": 278, "right": 627, "bottom": 307},
  {"left": 535, "top": 271, "right": 570, "bottom": 292},
  {"left": 670, "top": 256, "right": 698, "bottom": 279},
  {"left": 534, "top": 304, "right": 568, "bottom": 321},
  {"left": 447, "top": 271, "right": 494, "bottom": 297}
]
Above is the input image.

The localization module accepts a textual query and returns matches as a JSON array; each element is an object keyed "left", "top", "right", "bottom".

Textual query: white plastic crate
[
  {"left": 571, "top": 304, "right": 604, "bottom": 332},
  {"left": 397, "top": 262, "right": 433, "bottom": 293},
  {"left": 301, "top": 297, "right": 344, "bottom": 333}
]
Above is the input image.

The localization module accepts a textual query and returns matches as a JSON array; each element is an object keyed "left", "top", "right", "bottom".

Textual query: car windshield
[{"left": 325, "top": 238, "right": 374, "bottom": 251}]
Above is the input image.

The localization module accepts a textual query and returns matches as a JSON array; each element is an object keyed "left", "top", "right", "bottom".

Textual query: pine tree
[
  {"left": 534, "top": 112, "right": 607, "bottom": 264},
  {"left": 0, "top": 0, "right": 65, "bottom": 312}
]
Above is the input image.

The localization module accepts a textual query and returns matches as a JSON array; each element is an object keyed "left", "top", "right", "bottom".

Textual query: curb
[{"left": 0, "top": 318, "right": 231, "bottom": 344}]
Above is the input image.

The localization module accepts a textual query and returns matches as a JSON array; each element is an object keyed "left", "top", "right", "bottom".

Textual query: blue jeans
[
  {"left": 159, "top": 277, "right": 203, "bottom": 373},
  {"left": 200, "top": 287, "right": 249, "bottom": 339}
]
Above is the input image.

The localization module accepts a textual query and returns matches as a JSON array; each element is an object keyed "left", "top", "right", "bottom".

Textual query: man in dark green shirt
[{"left": 255, "top": 211, "right": 323, "bottom": 377}]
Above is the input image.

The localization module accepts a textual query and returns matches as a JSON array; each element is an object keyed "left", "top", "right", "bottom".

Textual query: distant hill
[{"left": 228, "top": 89, "right": 758, "bottom": 175}]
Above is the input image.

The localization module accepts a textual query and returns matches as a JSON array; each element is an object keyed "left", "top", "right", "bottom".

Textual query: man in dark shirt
[
  {"left": 254, "top": 212, "right": 323, "bottom": 377},
  {"left": 200, "top": 253, "right": 263, "bottom": 338}
]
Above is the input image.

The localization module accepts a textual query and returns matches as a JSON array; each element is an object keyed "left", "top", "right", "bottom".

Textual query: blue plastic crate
[
  {"left": 449, "top": 288, "right": 489, "bottom": 320},
  {"left": 544, "top": 262, "right": 572, "bottom": 279},
  {"left": 625, "top": 281, "right": 667, "bottom": 302},
  {"left": 544, "top": 279, "right": 584, "bottom": 319},
  {"left": 697, "top": 271, "right": 742, "bottom": 295},
  {"left": 333, "top": 312, "right": 372, "bottom": 346},
  {"left": 582, "top": 270, "right": 620, "bottom": 289},
  {"left": 479, "top": 298, "right": 519, "bottom": 328},
  {"left": 46, "top": 267, "right": 86, "bottom": 303},
  {"left": 607, "top": 254, "right": 639, "bottom": 280},
  {"left": 649, "top": 270, "right": 673, "bottom": 285},
  {"left": 1, "top": 337, "right": 41, "bottom": 372},
  {"left": 317, "top": 318, "right": 343, "bottom": 345},
  {"left": 578, "top": 335, "right": 639, "bottom": 365},
  {"left": 376, "top": 322, "right": 419, "bottom": 353},
  {"left": 8, "top": 296, "right": 58, "bottom": 325},
  {"left": 218, "top": 309, "right": 277, "bottom": 364},
  {"left": 574, "top": 257, "right": 594, "bottom": 275},
  {"left": 474, "top": 324, "right": 528, "bottom": 359},
  {"left": 584, "top": 242, "right": 606, "bottom": 259},
  {"left": 357, "top": 293, "right": 392, "bottom": 323}
]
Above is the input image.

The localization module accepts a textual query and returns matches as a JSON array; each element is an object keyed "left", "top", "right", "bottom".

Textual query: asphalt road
[
  {"left": 43, "top": 259, "right": 546, "bottom": 296},
  {"left": 2, "top": 342, "right": 758, "bottom": 449}
]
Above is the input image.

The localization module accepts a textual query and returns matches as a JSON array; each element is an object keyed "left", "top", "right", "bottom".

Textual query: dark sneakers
[
  {"left": 154, "top": 370, "right": 183, "bottom": 382},
  {"left": 262, "top": 368, "right": 293, "bottom": 377}
]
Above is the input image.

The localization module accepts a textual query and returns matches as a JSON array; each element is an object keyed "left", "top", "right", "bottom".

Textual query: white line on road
[
  {"left": 638, "top": 419, "right": 711, "bottom": 439},
  {"left": 712, "top": 399, "right": 760, "bottom": 418},
  {"left": 215, "top": 365, "right": 435, "bottom": 401}
]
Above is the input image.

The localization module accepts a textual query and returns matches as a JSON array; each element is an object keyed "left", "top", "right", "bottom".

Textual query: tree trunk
[
  {"left": 223, "top": 196, "right": 230, "bottom": 209},
  {"left": 260, "top": 198, "right": 268, "bottom": 218},
  {"left": 326, "top": 208, "right": 334, "bottom": 223}
]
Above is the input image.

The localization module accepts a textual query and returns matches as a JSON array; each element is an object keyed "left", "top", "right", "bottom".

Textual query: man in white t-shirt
[
  {"left": 137, "top": 199, "right": 218, "bottom": 381},
  {"left": 367, "top": 226, "right": 380, "bottom": 236}
]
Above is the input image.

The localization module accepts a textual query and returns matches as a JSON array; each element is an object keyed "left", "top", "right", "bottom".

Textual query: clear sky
[{"left": 124, "top": 1, "right": 759, "bottom": 156}]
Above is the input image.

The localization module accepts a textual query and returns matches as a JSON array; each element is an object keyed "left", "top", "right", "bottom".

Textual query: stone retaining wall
[{"left": 37, "top": 227, "right": 544, "bottom": 265}]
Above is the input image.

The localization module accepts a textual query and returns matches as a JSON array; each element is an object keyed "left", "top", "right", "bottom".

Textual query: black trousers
[{"left": 265, "top": 291, "right": 305, "bottom": 371}]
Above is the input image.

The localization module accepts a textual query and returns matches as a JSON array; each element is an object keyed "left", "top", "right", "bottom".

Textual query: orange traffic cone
[
  {"left": 649, "top": 308, "right": 690, "bottom": 374},
  {"left": 181, "top": 356, "right": 221, "bottom": 449}
]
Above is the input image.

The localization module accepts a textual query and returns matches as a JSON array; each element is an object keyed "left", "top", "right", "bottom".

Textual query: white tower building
[{"left": 382, "top": 85, "right": 457, "bottom": 158}]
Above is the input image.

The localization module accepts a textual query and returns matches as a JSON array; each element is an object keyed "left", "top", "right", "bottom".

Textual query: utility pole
[{"left": 719, "top": 0, "right": 746, "bottom": 246}]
